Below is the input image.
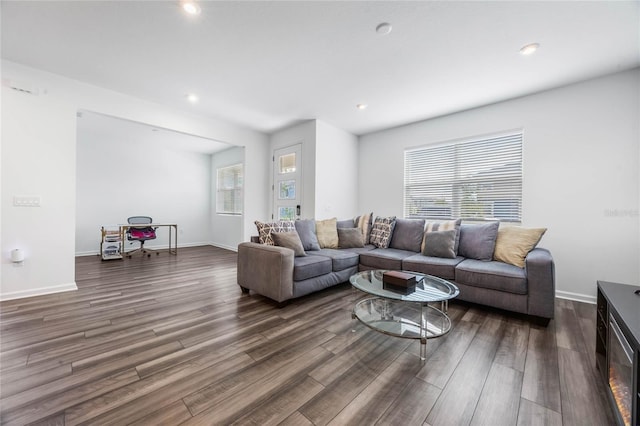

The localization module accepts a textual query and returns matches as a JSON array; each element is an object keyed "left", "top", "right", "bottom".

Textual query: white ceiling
[{"left": 2, "top": 1, "right": 639, "bottom": 136}]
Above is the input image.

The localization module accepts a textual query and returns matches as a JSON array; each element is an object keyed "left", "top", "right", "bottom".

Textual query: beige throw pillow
[
  {"left": 316, "top": 218, "right": 339, "bottom": 249},
  {"left": 493, "top": 226, "right": 547, "bottom": 268}
]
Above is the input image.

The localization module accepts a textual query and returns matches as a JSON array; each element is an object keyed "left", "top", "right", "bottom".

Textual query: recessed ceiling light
[
  {"left": 376, "top": 22, "right": 392, "bottom": 35},
  {"left": 519, "top": 43, "right": 540, "bottom": 56},
  {"left": 186, "top": 93, "right": 199, "bottom": 103},
  {"left": 356, "top": 104, "right": 368, "bottom": 110},
  {"left": 181, "top": 1, "right": 201, "bottom": 15}
]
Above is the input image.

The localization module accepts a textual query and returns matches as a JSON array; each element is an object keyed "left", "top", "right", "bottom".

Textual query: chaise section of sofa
[{"left": 237, "top": 242, "right": 358, "bottom": 303}]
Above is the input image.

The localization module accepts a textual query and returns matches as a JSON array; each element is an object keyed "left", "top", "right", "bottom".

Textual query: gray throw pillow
[
  {"left": 294, "top": 219, "right": 320, "bottom": 251},
  {"left": 338, "top": 228, "right": 364, "bottom": 248},
  {"left": 458, "top": 222, "right": 500, "bottom": 261},
  {"left": 271, "top": 231, "right": 307, "bottom": 257},
  {"left": 390, "top": 218, "right": 426, "bottom": 252},
  {"left": 337, "top": 219, "right": 356, "bottom": 228},
  {"left": 422, "top": 229, "right": 457, "bottom": 258}
]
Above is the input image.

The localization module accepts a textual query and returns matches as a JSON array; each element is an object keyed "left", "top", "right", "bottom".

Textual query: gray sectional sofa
[{"left": 237, "top": 217, "right": 555, "bottom": 322}]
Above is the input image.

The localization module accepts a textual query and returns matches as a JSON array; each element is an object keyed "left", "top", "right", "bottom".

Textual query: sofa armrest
[
  {"left": 237, "top": 242, "right": 295, "bottom": 303},
  {"left": 525, "top": 248, "right": 555, "bottom": 319}
]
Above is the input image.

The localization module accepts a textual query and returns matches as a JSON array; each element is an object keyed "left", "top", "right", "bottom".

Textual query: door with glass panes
[{"left": 273, "top": 144, "right": 302, "bottom": 221}]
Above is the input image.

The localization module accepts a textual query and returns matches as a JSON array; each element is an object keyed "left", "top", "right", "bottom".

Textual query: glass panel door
[{"left": 273, "top": 144, "right": 302, "bottom": 221}]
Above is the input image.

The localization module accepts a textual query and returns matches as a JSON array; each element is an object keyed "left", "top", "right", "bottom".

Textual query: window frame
[
  {"left": 404, "top": 130, "right": 523, "bottom": 223},
  {"left": 216, "top": 163, "right": 243, "bottom": 215}
]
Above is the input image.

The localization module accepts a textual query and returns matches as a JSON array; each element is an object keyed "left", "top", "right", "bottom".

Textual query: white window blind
[
  {"left": 404, "top": 131, "right": 523, "bottom": 222},
  {"left": 216, "top": 163, "right": 243, "bottom": 215}
]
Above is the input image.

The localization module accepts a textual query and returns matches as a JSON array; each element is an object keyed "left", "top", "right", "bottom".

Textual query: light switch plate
[{"left": 13, "top": 196, "right": 41, "bottom": 207}]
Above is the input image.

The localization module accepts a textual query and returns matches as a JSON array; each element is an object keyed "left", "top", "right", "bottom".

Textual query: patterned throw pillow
[
  {"left": 254, "top": 220, "right": 295, "bottom": 245},
  {"left": 421, "top": 219, "right": 462, "bottom": 253},
  {"left": 369, "top": 216, "right": 397, "bottom": 248},
  {"left": 355, "top": 212, "right": 373, "bottom": 244}
]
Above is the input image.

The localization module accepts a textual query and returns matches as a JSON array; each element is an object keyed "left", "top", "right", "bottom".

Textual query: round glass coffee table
[{"left": 349, "top": 270, "right": 459, "bottom": 361}]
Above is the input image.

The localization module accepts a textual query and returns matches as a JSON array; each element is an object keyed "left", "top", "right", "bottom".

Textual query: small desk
[{"left": 120, "top": 223, "right": 178, "bottom": 256}]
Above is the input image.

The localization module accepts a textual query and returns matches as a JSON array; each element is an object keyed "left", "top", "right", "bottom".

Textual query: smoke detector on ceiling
[{"left": 376, "top": 23, "right": 392, "bottom": 35}]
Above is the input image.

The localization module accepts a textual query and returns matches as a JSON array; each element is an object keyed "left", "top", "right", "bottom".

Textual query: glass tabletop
[{"left": 350, "top": 270, "right": 459, "bottom": 303}]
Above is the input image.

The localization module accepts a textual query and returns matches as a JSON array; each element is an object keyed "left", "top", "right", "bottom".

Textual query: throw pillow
[
  {"left": 338, "top": 228, "right": 365, "bottom": 248},
  {"left": 337, "top": 219, "right": 355, "bottom": 228},
  {"left": 421, "top": 219, "right": 462, "bottom": 253},
  {"left": 422, "top": 229, "right": 457, "bottom": 259},
  {"left": 369, "top": 216, "right": 397, "bottom": 249},
  {"left": 316, "top": 218, "right": 339, "bottom": 249},
  {"left": 254, "top": 220, "right": 295, "bottom": 245},
  {"left": 494, "top": 226, "right": 547, "bottom": 268},
  {"left": 390, "top": 218, "right": 426, "bottom": 252},
  {"left": 271, "top": 231, "right": 307, "bottom": 257},
  {"left": 355, "top": 212, "right": 373, "bottom": 244},
  {"left": 457, "top": 221, "right": 500, "bottom": 261},
  {"left": 294, "top": 219, "right": 320, "bottom": 251}
]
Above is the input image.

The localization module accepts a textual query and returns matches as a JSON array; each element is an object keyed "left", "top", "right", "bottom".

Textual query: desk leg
[{"left": 173, "top": 225, "right": 178, "bottom": 255}]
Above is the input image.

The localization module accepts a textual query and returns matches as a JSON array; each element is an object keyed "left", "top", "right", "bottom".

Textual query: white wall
[
  {"left": 269, "top": 119, "right": 359, "bottom": 222},
  {"left": 315, "top": 120, "right": 358, "bottom": 219},
  {"left": 76, "top": 120, "right": 213, "bottom": 255},
  {"left": 211, "top": 146, "right": 245, "bottom": 250},
  {"left": 359, "top": 69, "right": 640, "bottom": 302},
  {"left": 269, "top": 120, "right": 317, "bottom": 220},
  {"left": 1, "top": 60, "right": 269, "bottom": 300}
]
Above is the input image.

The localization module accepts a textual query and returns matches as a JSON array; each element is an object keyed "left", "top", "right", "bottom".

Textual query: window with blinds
[
  {"left": 404, "top": 131, "right": 523, "bottom": 222},
  {"left": 216, "top": 163, "right": 243, "bottom": 215}
]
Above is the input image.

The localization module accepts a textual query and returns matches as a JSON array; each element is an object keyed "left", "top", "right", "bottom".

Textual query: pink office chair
[{"left": 126, "top": 216, "right": 158, "bottom": 258}]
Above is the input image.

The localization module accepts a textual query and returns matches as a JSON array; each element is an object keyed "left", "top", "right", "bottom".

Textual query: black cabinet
[{"left": 596, "top": 281, "right": 640, "bottom": 426}]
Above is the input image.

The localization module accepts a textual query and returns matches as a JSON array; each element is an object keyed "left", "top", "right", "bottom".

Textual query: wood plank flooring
[{"left": 0, "top": 246, "right": 615, "bottom": 425}]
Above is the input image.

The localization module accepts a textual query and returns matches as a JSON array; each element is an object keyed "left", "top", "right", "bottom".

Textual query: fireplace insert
[
  {"left": 609, "top": 314, "right": 634, "bottom": 426},
  {"left": 596, "top": 281, "right": 639, "bottom": 426}
]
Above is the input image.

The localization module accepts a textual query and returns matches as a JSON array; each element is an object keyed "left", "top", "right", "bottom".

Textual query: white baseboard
[
  {"left": 209, "top": 242, "right": 238, "bottom": 252},
  {"left": 556, "top": 290, "right": 596, "bottom": 304},
  {"left": 75, "top": 241, "right": 213, "bottom": 257},
  {"left": 0, "top": 282, "right": 78, "bottom": 301}
]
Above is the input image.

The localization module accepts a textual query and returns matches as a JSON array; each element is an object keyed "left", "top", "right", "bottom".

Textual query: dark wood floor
[{"left": 0, "top": 246, "right": 615, "bottom": 425}]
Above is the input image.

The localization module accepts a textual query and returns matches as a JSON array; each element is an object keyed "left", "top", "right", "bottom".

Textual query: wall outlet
[{"left": 13, "top": 196, "right": 41, "bottom": 207}]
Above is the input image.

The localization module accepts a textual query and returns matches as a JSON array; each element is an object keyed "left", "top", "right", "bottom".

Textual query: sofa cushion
[
  {"left": 422, "top": 229, "right": 457, "bottom": 259},
  {"left": 402, "top": 254, "right": 465, "bottom": 280},
  {"left": 295, "top": 219, "right": 321, "bottom": 251},
  {"left": 390, "top": 218, "right": 425, "bottom": 252},
  {"left": 421, "top": 219, "right": 462, "bottom": 253},
  {"left": 337, "top": 228, "right": 364, "bottom": 248},
  {"left": 458, "top": 222, "right": 499, "bottom": 261},
  {"left": 355, "top": 212, "right": 373, "bottom": 244},
  {"left": 493, "top": 226, "right": 547, "bottom": 268},
  {"left": 455, "top": 259, "right": 527, "bottom": 294},
  {"left": 316, "top": 218, "right": 339, "bottom": 249},
  {"left": 293, "top": 255, "right": 333, "bottom": 281},
  {"left": 370, "top": 216, "right": 397, "bottom": 248},
  {"left": 272, "top": 231, "right": 306, "bottom": 257},
  {"left": 308, "top": 249, "right": 359, "bottom": 272},
  {"left": 340, "top": 244, "right": 377, "bottom": 255},
  {"left": 337, "top": 219, "right": 355, "bottom": 228},
  {"left": 255, "top": 220, "right": 295, "bottom": 245},
  {"left": 359, "top": 248, "right": 416, "bottom": 270}
]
